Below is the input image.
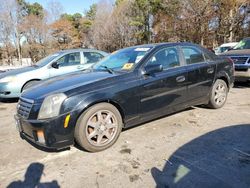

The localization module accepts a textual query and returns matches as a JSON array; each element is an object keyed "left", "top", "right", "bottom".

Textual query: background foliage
[{"left": 0, "top": 0, "right": 249, "bottom": 65}]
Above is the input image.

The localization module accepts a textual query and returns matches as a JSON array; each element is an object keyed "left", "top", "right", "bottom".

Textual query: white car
[
  {"left": 0, "top": 49, "right": 108, "bottom": 98},
  {"left": 215, "top": 42, "right": 238, "bottom": 55}
]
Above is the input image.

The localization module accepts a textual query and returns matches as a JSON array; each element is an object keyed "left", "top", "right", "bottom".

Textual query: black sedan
[{"left": 15, "top": 43, "right": 234, "bottom": 152}]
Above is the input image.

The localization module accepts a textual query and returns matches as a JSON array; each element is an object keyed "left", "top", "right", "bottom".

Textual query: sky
[{"left": 27, "top": 0, "right": 100, "bottom": 15}]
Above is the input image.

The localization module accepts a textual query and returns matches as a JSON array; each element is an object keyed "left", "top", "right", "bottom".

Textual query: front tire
[
  {"left": 208, "top": 79, "right": 228, "bottom": 109},
  {"left": 74, "top": 103, "right": 123, "bottom": 152}
]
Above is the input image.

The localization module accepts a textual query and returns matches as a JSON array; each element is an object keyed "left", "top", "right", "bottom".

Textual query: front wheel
[
  {"left": 207, "top": 79, "right": 228, "bottom": 109},
  {"left": 74, "top": 103, "right": 123, "bottom": 152}
]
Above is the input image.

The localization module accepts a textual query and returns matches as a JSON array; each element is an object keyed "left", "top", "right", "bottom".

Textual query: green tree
[
  {"left": 85, "top": 4, "right": 97, "bottom": 20},
  {"left": 27, "top": 2, "right": 44, "bottom": 17},
  {"left": 17, "top": 0, "right": 44, "bottom": 18},
  {"left": 61, "top": 13, "right": 74, "bottom": 22}
]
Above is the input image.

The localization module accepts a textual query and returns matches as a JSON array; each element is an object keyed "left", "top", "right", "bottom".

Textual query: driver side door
[
  {"left": 139, "top": 47, "right": 188, "bottom": 121},
  {"left": 49, "top": 52, "right": 82, "bottom": 78}
]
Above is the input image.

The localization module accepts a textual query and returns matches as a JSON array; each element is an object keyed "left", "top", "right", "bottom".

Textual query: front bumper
[
  {"left": 234, "top": 65, "right": 250, "bottom": 82},
  {"left": 0, "top": 82, "right": 21, "bottom": 98},
  {"left": 15, "top": 112, "right": 77, "bottom": 150}
]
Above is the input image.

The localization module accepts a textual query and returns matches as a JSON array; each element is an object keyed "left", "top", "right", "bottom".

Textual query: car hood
[
  {"left": 21, "top": 71, "right": 116, "bottom": 101},
  {"left": 221, "top": 49, "right": 250, "bottom": 56},
  {"left": 0, "top": 66, "right": 38, "bottom": 80}
]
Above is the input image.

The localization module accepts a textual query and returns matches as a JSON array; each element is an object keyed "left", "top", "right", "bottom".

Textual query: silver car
[{"left": 0, "top": 49, "right": 108, "bottom": 98}]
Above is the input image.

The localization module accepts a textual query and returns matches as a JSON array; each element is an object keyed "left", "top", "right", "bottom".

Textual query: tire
[
  {"left": 74, "top": 103, "right": 123, "bottom": 152},
  {"left": 207, "top": 79, "right": 228, "bottom": 109},
  {"left": 22, "top": 80, "right": 39, "bottom": 92}
]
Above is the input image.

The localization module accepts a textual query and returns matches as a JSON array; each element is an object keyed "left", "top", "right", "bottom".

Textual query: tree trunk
[
  {"left": 16, "top": 40, "right": 22, "bottom": 66},
  {"left": 229, "top": 9, "right": 234, "bottom": 42},
  {"left": 14, "top": 25, "right": 22, "bottom": 66}
]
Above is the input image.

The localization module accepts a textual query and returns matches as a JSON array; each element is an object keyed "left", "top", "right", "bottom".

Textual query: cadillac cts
[{"left": 15, "top": 43, "right": 234, "bottom": 152}]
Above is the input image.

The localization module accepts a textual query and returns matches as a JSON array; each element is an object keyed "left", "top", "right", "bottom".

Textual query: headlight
[
  {"left": 0, "top": 76, "right": 17, "bottom": 83},
  {"left": 38, "top": 93, "right": 67, "bottom": 120}
]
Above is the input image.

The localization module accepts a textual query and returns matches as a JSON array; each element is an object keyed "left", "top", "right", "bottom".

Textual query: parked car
[
  {"left": 221, "top": 38, "right": 250, "bottom": 82},
  {"left": 15, "top": 42, "right": 234, "bottom": 152},
  {"left": 0, "top": 49, "right": 108, "bottom": 98},
  {"left": 214, "top": 42, "right": 238, "bottom": 55}
]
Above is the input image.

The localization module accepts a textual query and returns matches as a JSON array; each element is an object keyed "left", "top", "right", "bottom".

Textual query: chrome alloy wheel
[
  {"left": 86, "top": 110, "right": 118, "bottom": 147},
  {"left": 214, "top": 83, "right": 227, "bottom": 106}
]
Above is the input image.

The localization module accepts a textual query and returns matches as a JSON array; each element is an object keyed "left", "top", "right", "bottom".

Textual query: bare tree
[
  {"left": 21, "top": 14, "right": 50, "bottom": 62},
  {"left": 46, "top": 0, "right": 64, "bottom": 23},
  {"left": 91, "top": 0, "right": 113, "bottom": 51},
  {"left": 0, "top": 0, "right": 24, "bottom": 64}
]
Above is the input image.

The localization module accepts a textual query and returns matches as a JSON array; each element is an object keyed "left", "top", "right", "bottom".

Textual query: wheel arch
[
  {"left": 75, "top": 98, "right": 126, "bottom": 127},
  {"left": 215, "top": 71, "right": 230, "bottom": 89},
  {"left": 21, "top": 79, "right": 41, "bottom": 92}
]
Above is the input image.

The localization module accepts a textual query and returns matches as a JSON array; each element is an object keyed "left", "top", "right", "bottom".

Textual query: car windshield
[
  {"left": 92, "top": 47, "right": 153, "bottom": 72},
  {"left": 36, "top": 53, "right": 62, "bottom": 67},
  {"left": 216, "top": 47, "right": 230, "bottom": 53},
  {"left": 233, "top": 39, "right": 250, "bottom": 50}
]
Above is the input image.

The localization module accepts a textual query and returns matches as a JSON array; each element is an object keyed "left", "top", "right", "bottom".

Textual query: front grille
[
  {"left": 17, "top": 97, "right": 34, "bottom": 119},
  {"left": 235, "top": 68, "right": 248, "bottom": 72},
  {"left": 230, "top": 56, "right": 250, "bottom": 64}
]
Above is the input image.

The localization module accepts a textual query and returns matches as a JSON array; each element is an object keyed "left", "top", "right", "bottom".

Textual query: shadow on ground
[
  {"left": 7, "top": 162, "right": 60, "bottom": 188},
  {"left": 0, "top": 98, "right": 19, "bottom": 103},
  {"left": 234, "top": 81, "right": 250, "bottom": 89},
  {"left": 151, "top": 124, "right": 250, "bottom": 188}
]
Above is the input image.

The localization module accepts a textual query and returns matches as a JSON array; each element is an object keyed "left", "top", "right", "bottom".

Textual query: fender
[
  {"left": 62, "top": 92, "right": 126, "bottom": 125},
  {"left": 21, "top": 79, "right": 41, "bottom": 92},
  {"left": 215, "top": 70, "right": 231, "bottom": 88}
]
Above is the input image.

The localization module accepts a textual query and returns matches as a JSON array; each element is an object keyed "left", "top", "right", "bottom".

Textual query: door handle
[
  {"left": 176, "top": 76, "right": 186, "bottom": 83},
  {"left": 207, "top": 68, "right": 214, "bottom": 74}
]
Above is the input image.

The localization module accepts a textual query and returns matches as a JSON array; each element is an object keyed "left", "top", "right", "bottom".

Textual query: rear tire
[
  {"left": 74, "top": 103, "right": 123, "bottom": 152},
  {"left": 207, "top": 79, "right": 228, "bottom": 109}
]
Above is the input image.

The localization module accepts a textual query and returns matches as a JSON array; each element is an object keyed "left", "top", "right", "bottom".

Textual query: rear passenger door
[{"left": 181, "top": 46, "right": 216, "bottom": 101}]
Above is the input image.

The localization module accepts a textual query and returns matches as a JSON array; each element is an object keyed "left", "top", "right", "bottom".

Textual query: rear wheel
[
  {"left": 74, "top": 103, "right": 123, "bottom": 152},
  {"left": 208, "top": 79, "right": 228, "bottom": 109}
]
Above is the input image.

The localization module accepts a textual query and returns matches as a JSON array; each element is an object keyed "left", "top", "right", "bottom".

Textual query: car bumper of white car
[{"left": 0, "top": 83, "right": 21, "bottom": 98}]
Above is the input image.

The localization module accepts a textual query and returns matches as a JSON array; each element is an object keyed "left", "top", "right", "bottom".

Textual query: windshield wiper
[{"left": 99, "top": 66, "right": 114, "bottom": 74}]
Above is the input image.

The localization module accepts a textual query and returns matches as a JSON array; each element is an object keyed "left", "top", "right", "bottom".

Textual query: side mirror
[
  {"left": 142, "top": 64, "right": 163, "bottom": 75},
  {"left": 51, "top": 62, "right": 59, "bottom": 69}
]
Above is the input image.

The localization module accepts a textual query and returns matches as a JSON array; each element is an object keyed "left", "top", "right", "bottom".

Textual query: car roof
[
  {"left": 125, "top": 42, "right": 198, "bottom": 49},
  {"left": 220, "top": 42, "right": 238, "bottom": 47},
  {"left": 58, "top": 48, "right": 108, "bottom": 54}
]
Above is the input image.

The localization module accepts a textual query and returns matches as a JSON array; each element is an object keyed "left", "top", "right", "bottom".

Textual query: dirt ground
[{"left": 0, "top": 83, "right": 250, "bottom": 188}]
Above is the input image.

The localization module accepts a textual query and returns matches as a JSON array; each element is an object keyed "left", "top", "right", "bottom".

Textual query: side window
[
  {"left": 83, "top": 52, "right": 104, "bottom": 64},
  {"left": 147, "top": 47, "right": 180, "bottom": 70},
  {"left": 57, "top": 52, "right": 81, "bottom": 67},
  {"left": 182, "top": 47, "right": 205, "bottom": 65},
  {"left": 204, "top": 52, "right": 212, "bottom": 62}
]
